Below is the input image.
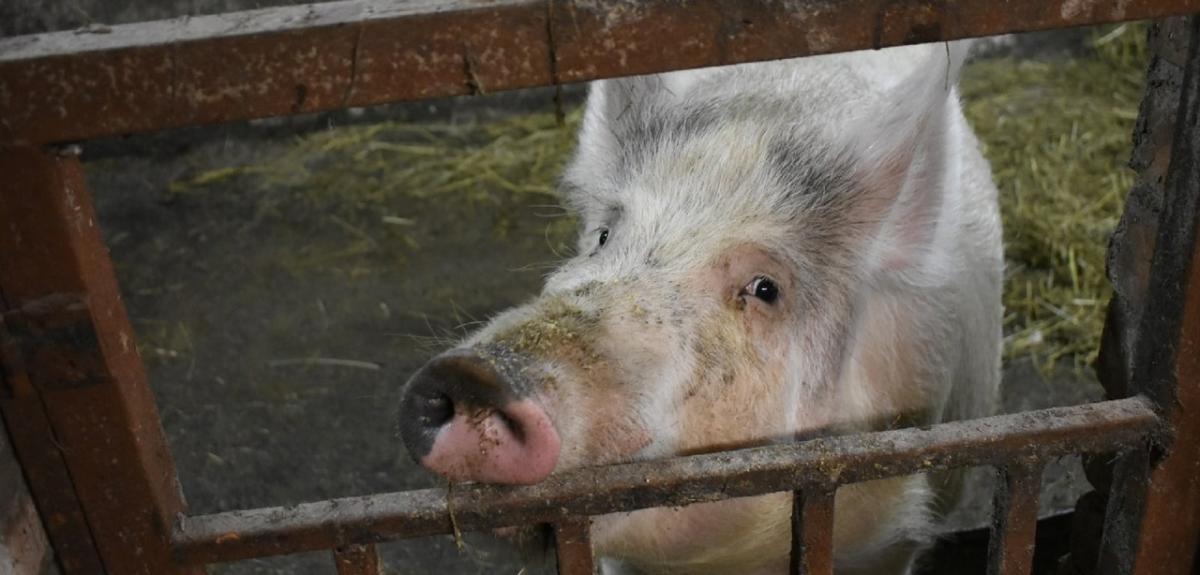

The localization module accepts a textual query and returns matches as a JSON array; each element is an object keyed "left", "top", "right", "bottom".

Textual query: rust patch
[
  {"left": 986, "top": 463, "right": 1043, "bottom": 575},
  {"left": 554, "top": 518, "right": 595, "bottom": 575},
  {"left": 790, "top": 487, "right": 835, "bottom": 575},
  {"left": 333, "top": 543, "right": 381, "bottom": 575}
]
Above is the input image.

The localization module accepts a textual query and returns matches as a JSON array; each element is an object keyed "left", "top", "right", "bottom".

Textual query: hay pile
[
  {"left": 172, "top": 24, "right": 1148, "bottom": 372},
  {"left": 961, "top": 24, "right": 1146, "bottom": 370}
]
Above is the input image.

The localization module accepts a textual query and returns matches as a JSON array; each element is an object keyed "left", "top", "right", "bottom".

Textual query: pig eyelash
[{"left": 741, "top": 276, "right": 781, "bottom": 305}]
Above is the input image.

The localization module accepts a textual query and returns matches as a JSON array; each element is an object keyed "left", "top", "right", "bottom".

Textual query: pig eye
[
  {"left": 745, "top": 276, "right": 780, "bottom": 304},
  {"left": 598, "top": 228, "right": 610, "bottom": 247}
]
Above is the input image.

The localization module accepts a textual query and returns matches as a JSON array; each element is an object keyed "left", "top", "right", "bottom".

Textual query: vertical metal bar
[
  {"left": 1099, "top": 446, "right": 1152, "bottom": 575},
  {"left": 333, "top": 543, "right": 381, "bottom": 575},
  {"left": 1100, "top": 15, "right": 1200, "bottom": 575},
  {"left": 1075, "top": 16, "right": 1195, "bottom": 575},
  {"left": 987, "top": 464, "right": 1043, "bottom": 575},
  {"left": 0, "top": 349, "right": 105, "bottom": 574},
  {"left": 554, "top": 517, "right": 596, "bottom": 575},
  {"left": 0, "top": 423, "right": 57, "bottom": 574},
  {"left": 0, "top": 145, "right": 201, "bottom": 574},
  {"left": 790, "top": 487, "right": 835, "bottom": 575}
]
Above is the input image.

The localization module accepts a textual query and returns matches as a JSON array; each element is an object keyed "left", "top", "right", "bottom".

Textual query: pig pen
[{"left": 50, "top": 24, "right": 1142, "bottom": 575}]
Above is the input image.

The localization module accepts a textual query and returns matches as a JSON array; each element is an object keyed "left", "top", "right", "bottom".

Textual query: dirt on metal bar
[
  {"left": 172, "top": 398, "right": 1158, "bottom": 565},
  {"left": 3, "top": 0, "right": 1200, "bottom": 145}
]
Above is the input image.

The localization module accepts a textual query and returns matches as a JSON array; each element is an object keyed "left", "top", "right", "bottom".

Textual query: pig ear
[
  {"left": 573, "top": 76, "right": 659, "bottom": 174},
  {"left": 851, "top": 42, "right": 970, "bottom": 275},
  {"left": 572, "top": 72, "right": 707, "bottom": 182}
]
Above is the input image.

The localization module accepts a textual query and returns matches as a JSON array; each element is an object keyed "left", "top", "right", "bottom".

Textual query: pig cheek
[
  {"left": 741, "top": 299, "right": 792, "bottom": 352},
  {"left": 547, "top": 364, "right": 652, "bottom": 469},
  {"left": 674, "top": 321, "right": 791, "bottom": 453},
  {"left": 575, "top": 386, "right": 653, "bottom": 465},
  {"left": 741, "top": 305, "right": 797, "bottom": 399}
]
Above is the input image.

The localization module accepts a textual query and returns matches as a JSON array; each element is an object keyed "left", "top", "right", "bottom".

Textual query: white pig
[{"left": 399, "top": 40, "right": 1002, "bottom": 575}]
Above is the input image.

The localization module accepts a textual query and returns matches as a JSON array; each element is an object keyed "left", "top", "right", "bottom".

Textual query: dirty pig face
[
  {"left": 400, "top": 41, "right": 993, "bottom": 574},
  {"left": 512, "top": 236, "right": 808, "bottom": 472},
  {"left": 397, "top": 97, "right": 868, "bottom": 486},
  {"left": 398, "top": 230, "right": 821, "bottom": 483}
]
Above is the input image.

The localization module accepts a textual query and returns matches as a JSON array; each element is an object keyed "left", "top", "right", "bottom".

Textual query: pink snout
[
  {"left": 424, "top": 400, "right": 560, "bottom": 484},
  {"left": 398, "top": 349, "right": 561, "bottom": 485}
]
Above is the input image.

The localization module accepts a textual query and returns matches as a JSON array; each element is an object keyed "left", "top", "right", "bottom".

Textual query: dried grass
[{"left": 961, "top": 23, "right": 1147, "bottom": 370}]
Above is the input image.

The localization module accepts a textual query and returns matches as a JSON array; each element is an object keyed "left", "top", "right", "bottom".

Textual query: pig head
[{"left": 398, "top": 42, "right": 1002, "bottom": 574}]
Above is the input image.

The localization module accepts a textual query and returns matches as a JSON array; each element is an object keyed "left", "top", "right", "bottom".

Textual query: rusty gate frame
[{"left": 1, "top": 1, "right": 1199, "bottom": 574}]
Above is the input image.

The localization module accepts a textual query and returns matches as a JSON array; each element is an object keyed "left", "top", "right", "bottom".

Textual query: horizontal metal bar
[
  {"left": 171, "top": 397, "right": 1159, "bottom": 565},
  {"left": 2, "top": 0, "right": 1199, "bottom": 145}
]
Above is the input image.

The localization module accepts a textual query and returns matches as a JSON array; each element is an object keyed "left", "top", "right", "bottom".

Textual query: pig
[{"left": 398, "top": 40, "right": 1002, "bottom": 575}]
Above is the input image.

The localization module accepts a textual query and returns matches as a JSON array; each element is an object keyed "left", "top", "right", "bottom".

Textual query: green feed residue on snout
[{"left": 494, "top": 299, "right": 605, "bottom": 371}]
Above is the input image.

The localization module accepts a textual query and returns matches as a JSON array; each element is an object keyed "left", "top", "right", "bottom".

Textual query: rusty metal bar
[
  {"left": 0, "top": 145, "right": 201, "bottom": 575},
  {"left": 0, "top": 343, "right": 106, "bottom": 574},
  {"left": 1099, "top": 447, "right": 1153, "bottom": 575},
  {"left": 986, "top": 463, "right": 1043, "bottom": 575},
  {"left": 1099, "top": 14, "right": 1200, "bottom": 575},
  {"left": 554, "top": 517, "right": 595, "bottom": 575},
  {"left": 1067, "top": 16, "right": 1194, "bottom": 575},
  {"left": 332, "top": 543, "right": 381, "bottom": 575},
  {"left": 3, "top": 0, "right": 1200, "bottom": 146},
  {"left": 789, "top": 487, "right": 835, "bottom": 575},
  {"left": 172, "top": 397, "right": 1157, "bottom": 565}
]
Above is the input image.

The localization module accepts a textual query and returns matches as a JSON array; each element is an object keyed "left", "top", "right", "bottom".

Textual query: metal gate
[{"left": 1, "top": 2, "right": 1199, "bottom": 574}]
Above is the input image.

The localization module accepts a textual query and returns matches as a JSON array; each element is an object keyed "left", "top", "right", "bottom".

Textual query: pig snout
[{"left": 398, "top": 349, "right": 560, "bottom": 485}]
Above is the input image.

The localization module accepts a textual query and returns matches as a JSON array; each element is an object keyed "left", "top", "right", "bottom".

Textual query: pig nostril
[
  {"left": 422, "top": 393, "right": 454, "bottom": 428},
  {"left": 496, "top": 409, "right": 525, "bottom": 442}
]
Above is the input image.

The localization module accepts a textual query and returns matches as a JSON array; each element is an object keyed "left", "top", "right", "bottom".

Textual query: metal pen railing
[{"left": 2, "top": 2, "right": 1199, "bottom": 574}]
